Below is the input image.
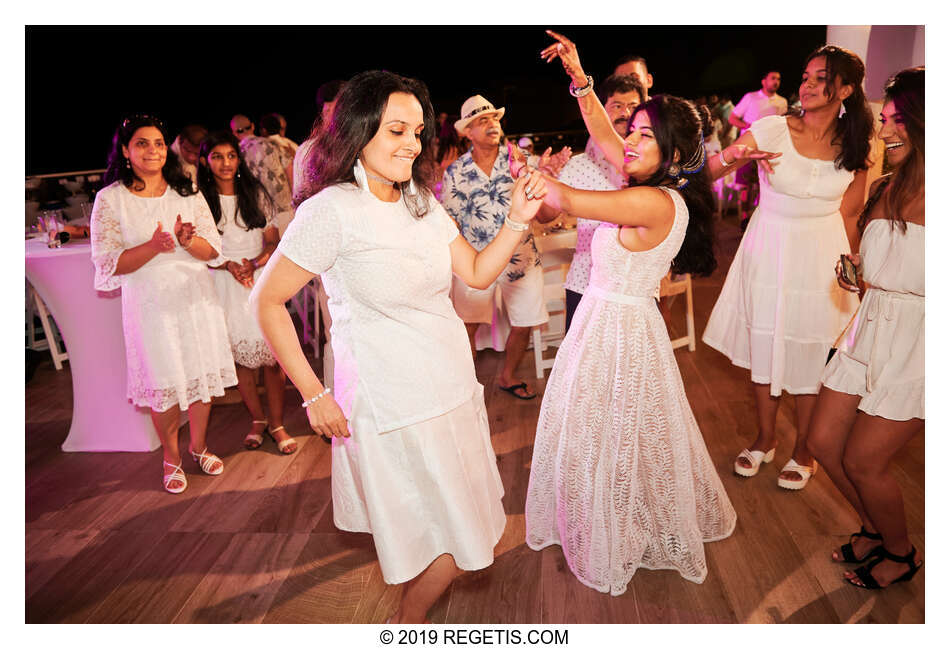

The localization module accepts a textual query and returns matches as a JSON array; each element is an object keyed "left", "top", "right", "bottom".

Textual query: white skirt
[
  {"left": 703, "top": 209, "right": 859, "bottom": 395},
  {"left": 211, "top": 266, "right": 276, "bottom": 369},
  {"left": 331, "top": 383, "right": 507, "bottom": 584}
]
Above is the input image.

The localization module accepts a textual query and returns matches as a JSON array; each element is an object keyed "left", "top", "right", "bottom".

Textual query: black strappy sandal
[
  {"left": 834, "top": 526, "right": 884, "bottom": 564},
  {"left": 847, "top": 545, "right": 922, "bottom": 590}
]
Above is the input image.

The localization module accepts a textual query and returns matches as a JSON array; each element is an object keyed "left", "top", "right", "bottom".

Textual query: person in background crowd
[
  {"left": 715, "top": 92, "right": 737, "bottom": 148},
  {"left": 808, "top": 67, "right": 924, "bottom": 590},
  {"left": 91, "top": 114, "right": 235, "bottom": 494},
  {"left": 293, "top": 80, "right": 346, "bottom": 203},
  {"left": 525, "top": 31, "right": 739, "bottom": 593},
  {"left": 614, "top": 54, "right": 653, "bottom": 100},
  {"left": 703, "top": 45, "right": 872, "bottom": 492},
  {"left": 518, "top": 136, "right": 534, "bottom": 156},
  {"left": 260, "top": 112, "right": 298, "bottom": 160},
  {"left": 551, "top": 73, "right": 644, "bottom": 332},
  {"left": 432, "top": 116, "right": 465, "bottom": 200},
  {"left": 171, "top": 124, "right": 208, "bottom": 184},
  {"left": 251, "top": 70, "right": 547, "bottom": 623},
  {"left": 197, "top": 131, "right": 296, "bottom": 455},
  {"left": 729, "top": 69, "right": 788, "bottom": 229},
  {"left": 441, "top": 94, "right": 566, "bottom": 400},
  {"left": 231, "top": 113, "right": 294, "bottom": 233}
]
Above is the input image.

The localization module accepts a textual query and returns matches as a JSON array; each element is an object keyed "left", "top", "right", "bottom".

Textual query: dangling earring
[
  {"left": 353, "top": 158, "right": 370, "bottom": 192},
  {"left": 407, "top": 177, "right": 418, "bottom": 196},
  {"left": 236, "top": 168, "right": 241, "bottom": 179},
  {"left": 125, "top": 157, "right": 131, "bottom": 169},
  {"left": 838, "top": 102, "right": 847, "bottom": 118},
  {"left": 668, "top": 163, "right": 681, "bottom": 177}
]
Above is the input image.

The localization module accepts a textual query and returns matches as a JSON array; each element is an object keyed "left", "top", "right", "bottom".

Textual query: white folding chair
[
  {"left": 26, "top": 282, "right": 68, "bottom": 370},
  {"left": 659, "top": 271, "right": 696, "bottom": 351},
  {"left": 531, "top": 232, "right": 576, "bottom": 378}
]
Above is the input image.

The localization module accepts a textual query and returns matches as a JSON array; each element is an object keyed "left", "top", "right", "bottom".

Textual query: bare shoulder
[{"left": 785, "top": 113, "right": 804, "bottom": 133}]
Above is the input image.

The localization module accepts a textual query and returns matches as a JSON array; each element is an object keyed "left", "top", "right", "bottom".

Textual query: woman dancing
[
  {"left": 523, "top": 31, "right": 759, "bottom": 593},
  {"left": 90, "top": 115, "right": 236, "bottom": 493},
  {"left": 197, "top": 131, "right": 296, "bottom": 455},
  {"left": 703, "top": 45, "right": 873, "bottom": 490},
  {"left": 251, "top": 70, "right": 547, "bottom": 622},
  {"left": 807, "top": 67, "right": 924, "bottom": 589}
]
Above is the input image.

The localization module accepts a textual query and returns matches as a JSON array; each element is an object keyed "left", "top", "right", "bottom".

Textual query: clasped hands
[{"left": 149, "top": 214, "right": 198, "bottom": 253}]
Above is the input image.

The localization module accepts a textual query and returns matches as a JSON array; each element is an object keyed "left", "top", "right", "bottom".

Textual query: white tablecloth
[{"left": 25, "top": 239, "right": 160, "bottom": 452}]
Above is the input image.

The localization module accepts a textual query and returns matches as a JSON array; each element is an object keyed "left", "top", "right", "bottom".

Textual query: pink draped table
[{"left": 25, "top": 238, "right": 160, "bottom": 452}]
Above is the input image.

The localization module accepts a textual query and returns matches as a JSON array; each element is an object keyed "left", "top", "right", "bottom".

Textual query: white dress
[
  {"left": 210, "top": 195, "right": 278, "bottom": 369},
  {"left": 703, "top": 115, "right": 860, "bottom": 395},
  {"left": 526, "top": 187, "right": 737, "bottom": 593},
  {"left": 90, "top": 182, "right": 237, "bottom": 412},
  {"left": 821, "top": 219, "right": 924, "bottom": 420},
  {"left": 278, "top": 184, "right": 506, "bottom": 585}
]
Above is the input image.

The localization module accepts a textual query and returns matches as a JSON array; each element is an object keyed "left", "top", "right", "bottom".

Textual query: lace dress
[
  {"left": 210, "top": 195, "right": 278, "bottom": 368},
  {"left": 90, "top": 182, "right": 237, "bottom": 412},
  {"left": 526, "top": 187, "right": 736, "bottom": 593},
  {"left": 821, "top": 219, "right": 924, "bottom": 420},
  {"left": 703, "top": 115, "right": 860, "bottom": 395}
]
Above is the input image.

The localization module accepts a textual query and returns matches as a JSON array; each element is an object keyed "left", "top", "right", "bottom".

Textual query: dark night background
[{"left": 25, "top": 25, "right": 827, "bottom": 176}]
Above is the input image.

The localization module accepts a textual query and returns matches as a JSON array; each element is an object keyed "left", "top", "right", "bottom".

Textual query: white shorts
[{"left": 451, "top": 264, "right": 548, "bottom": 327}]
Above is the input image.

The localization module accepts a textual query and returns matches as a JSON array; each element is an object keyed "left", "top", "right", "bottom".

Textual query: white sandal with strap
[
  {"left": 189, "top": 446, "right": 224, "bottom": 475},
  {"left": 163, "top": 460, "right": 187, "bottom": 494},
  {"left": 244, "top": 419, "right": 268, "bottom": 450},
  {"left": 777, "top": 458, "right": 818, "bottom": 490},
  {"left": 269, "top": 426, "right": 298, "bottom": 455},
  {"left": 734, "top": 447, "right": 776, "bottom": 477}
]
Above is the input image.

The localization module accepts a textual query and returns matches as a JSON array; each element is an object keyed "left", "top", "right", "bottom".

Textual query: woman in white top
[
  {"left": 702, "top": 46, "right": 874, "bottom": 490},
  {"left": 251, "top": 70, "right": 547, "bottom": 623},
  {"left": 90, "top": 115, "right": 236, "bottom": 494},
  {"left": 197, "top": 131, "right": 296, "bottom": 454},
  {"left": 807, "top": 67, "right": 924, "bottom": 590}
]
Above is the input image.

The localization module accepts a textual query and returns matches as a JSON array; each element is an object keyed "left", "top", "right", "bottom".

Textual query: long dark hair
[
  {"left": 804, "top": 45, "right": 873, "bottom": 172},
  {"left": 436, "top": 117, "right": 464, "bottom": 164},
  {"left": 628, "top": 95, "right": 717, "bottom": 277},
  {"left": 296, "top": 70, "right": 438, "bottom": 218},
  {"left": 857, "top": 66, "right": 924, "bottom": 234},
  {"left": 197, "top": 131, "right": 272, "bottom": 231},
  {"left": 104, "top": 114, "right": 195, "bottom": 196}
]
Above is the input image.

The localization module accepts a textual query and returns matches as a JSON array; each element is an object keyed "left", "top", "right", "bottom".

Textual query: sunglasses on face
[{"left": 234, "top": 126, "right": 252, "bottom": 134}]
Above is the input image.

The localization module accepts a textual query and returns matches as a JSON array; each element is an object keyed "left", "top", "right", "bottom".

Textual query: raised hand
[
  {"left": 538, "top": 145, "right": 573, "bottom": 177},
  {"left": 540, "top": 30, "right": 587, "bottom": 85},
  {"left": 149, "top": 222, "right": 176, "bottom": 253},
  {"left": 174, "top": 214, "right": 196, "bottom": 248},
  {"left": 509, "top": 170, "right": 548, "bottom": 224}
]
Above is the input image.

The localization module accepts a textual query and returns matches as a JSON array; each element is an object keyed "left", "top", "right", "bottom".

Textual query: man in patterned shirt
[
  {"left": 230, "top": 114, "right": 294, "bottom": 233},
  {"left": 441, "top": 95, "right": 549, "bottom": 400},
  {"left": 552, "top": 74, "right": 644, "bottom": 331}
]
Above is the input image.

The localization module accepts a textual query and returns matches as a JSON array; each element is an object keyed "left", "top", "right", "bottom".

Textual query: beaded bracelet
[
  {"left": 569, "top": 75, "right": 594, "bottom": 98},
  {"left": 504, "top": 216, "right": 530, "bottom": 232},
  {"left": 302, "top": 387, "right": 332, "bottom": 409}
]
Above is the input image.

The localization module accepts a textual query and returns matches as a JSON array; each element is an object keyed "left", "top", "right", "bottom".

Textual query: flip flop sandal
[{"left": 499, "top": 382, "right": 537, "bottom": 400}]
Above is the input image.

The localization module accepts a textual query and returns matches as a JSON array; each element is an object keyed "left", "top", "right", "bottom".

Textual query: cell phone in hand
[{"left": 839, "top": 254, "right": 860, "bottom": 287}]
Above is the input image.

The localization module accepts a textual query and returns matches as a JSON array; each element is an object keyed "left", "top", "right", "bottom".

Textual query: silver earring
[{"left": 838, "top": 102, "right": 847, "bottom": 118}]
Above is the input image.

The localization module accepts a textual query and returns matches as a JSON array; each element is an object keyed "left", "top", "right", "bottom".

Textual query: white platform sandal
[
  {"left": 189, "top": 447, "right": 224, "bottom": 475},
  {"left": 733, "top": 447, "right": 776, "bottom": 477},
  {"left": 163, "top": 460, "right": 188, "bottom": 494},
  {"left": 269, "top": 426, "right": 298, "bottom": 455},
  {"left": 244, "top": 419, "right": 268, "bottom": 450},
  {"left": 777, "top": 458, "right": 818, "bottom": 490}
]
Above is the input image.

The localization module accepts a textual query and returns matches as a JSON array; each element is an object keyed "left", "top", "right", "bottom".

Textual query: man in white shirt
[
  {"left": 729, "top": 70, "right": 787, "bottom": 228},
  {"left": 553, "top": 74, "right": 644, "bottom": 331}
]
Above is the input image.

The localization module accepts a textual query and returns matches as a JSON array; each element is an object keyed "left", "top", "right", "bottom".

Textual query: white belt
[{"left": 586, "top": 284, "right": 656, "bottom": 305}]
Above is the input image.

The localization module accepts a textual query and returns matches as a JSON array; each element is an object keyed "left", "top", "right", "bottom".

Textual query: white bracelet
[
  {"left": 718, "top": 150, "right": 733, "bottom": 167},
  {"left": 504, "top": 216, "right": 529, "bottom": 232},
  {"left": 569, "top": 75, "right": 594, "bottom": 98},
  {"left": 302, "top": 387, "right": 331, "bottom": 408}
]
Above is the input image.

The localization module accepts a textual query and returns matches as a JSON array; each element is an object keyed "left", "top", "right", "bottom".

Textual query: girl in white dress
[
  {"left": 197, "top": 131, "right": 296, "bottom": 455},
  {"left": 250, "top": 71, "right": 547, "bottom": 623},
  {"left": 90, "top": 115, "right": 236, "bottom": 494},
  {"left": 807, "top": 67, "right": 924, "bottom": 590},
  {"left": 522, "top": 31, "right": 756, "bottom": 593},
  {"left": 702, "top": 46, "right": 874, "bottom": 490}
]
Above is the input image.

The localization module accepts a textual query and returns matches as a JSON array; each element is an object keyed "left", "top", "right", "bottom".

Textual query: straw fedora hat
[{"left": 454, "top": 95, "right": 506, "bottom": 134}]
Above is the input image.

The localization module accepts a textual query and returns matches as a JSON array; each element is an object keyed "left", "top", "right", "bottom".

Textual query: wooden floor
[{"left": 25, "top": 214, "right": 924, "bottom": 624}]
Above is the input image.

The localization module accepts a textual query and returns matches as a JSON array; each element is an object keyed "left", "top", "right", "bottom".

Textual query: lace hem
[
  {"left": 128, "top": 369, "right": 238, "bottom": 412},
  {"left": 232, "top": 339, "right": 277, "bottom": 369}
]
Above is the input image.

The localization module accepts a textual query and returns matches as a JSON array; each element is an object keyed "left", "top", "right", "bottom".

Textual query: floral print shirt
[
  {"left": 239, "top": 135, "right": 293, "bottom": 218},
  {"left": 440, "top": 144, "right": 540, "bottom": 282}
]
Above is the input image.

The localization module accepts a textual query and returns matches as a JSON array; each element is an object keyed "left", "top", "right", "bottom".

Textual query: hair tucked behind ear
[{"left": 628, "top": 95, "right": 717, "bottom": 277}]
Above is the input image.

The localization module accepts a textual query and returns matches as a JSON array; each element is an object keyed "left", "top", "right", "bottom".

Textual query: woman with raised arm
[
  {"left": 250, "top": 70, "right": 547, "bottom": 623},
  {"left": 520, "top": 31, "right": 772, "bottom": 592},
  {"left": 806, "top": 67, "right": 924, "bottom": 589},
  {"left": 702, "top": 45, "right": 873, "bottom": 491},
  {"left": 90, "top": 115, "right": 236, "bottom": 494},
  {"left": 197, "top": 131, "right": 296, "bottom": 455}
]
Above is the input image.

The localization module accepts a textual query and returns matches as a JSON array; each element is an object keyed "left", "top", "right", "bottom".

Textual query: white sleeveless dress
[
  {"left": 703, "top": 116, "right": 860, "bottom": 395},
  {"left": 821, "top": 219, "right": 924, "bottom": 420},
  {"left": 525, "top": 187, "right": 737, "bottom": 593}
]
